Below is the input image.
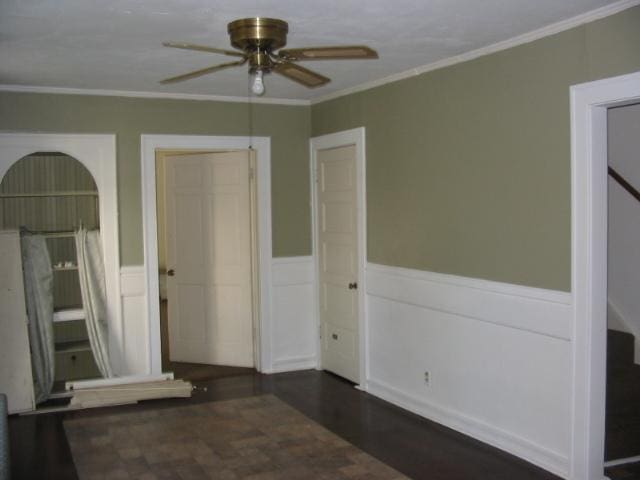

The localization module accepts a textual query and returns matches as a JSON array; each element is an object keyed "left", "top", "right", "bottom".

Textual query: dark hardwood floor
[
  {"left": 8, "top": 370, "right": 566, "bottom": 480},
  {"left": 163, "top": 361, "right": 255, "bottom": 382}
]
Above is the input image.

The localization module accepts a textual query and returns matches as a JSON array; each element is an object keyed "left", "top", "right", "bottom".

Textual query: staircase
[{"left": 606, "top": 329, "right": 640, "bottom": 461}]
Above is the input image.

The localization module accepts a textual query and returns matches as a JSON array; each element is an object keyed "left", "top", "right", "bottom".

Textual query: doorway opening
[
  {"left": 155, "top": 149, "right": 258, "bottom": 382},
  {"left": 603, "top": 102, "right": 640, "bottom": 477}
]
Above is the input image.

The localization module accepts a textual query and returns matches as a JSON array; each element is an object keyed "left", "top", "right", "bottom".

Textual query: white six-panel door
[
  {"left": 316, "top": 145, "right": 360, "bottom": 382},
  {"left": 165, "top": 151, "right": 254, "bottom": 367}
]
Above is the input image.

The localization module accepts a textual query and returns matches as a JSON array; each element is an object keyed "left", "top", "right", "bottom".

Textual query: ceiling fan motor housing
[{"left": 227, "top": 18, "right": 288, "bottom": 53}]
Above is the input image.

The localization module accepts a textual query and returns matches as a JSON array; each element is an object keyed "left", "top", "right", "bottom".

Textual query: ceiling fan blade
[
  {"left": 159, "top": 59, "right": 247, "bottom": 84},
  {"left": 278, "top": 46, "right": 378, "bottom": 61},
  {"left": 272, "top": 62, "right": 330, "bottom": 88},
  {"left": 162, "top": 41, "right": 245, "bottom": 57}
]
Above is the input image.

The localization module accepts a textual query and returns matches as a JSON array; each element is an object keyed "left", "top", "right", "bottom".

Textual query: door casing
[
  {"left": 570, "top": 70, "right": 640, "bottom": 479},
  {"left": 141, "top": 135, "right": 273, "bottom": 374},
  {"left": 310, "top": 127, "right": 368, "bottom": 388}
]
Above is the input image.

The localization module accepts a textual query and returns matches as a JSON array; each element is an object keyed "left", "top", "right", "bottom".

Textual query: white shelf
[
  {"left": 53, "top": 265, "right": 78, "bottom": 271},
  {"left": 0, "top": 190, "right": 98, "bottom": 199},
  {"left": 53, "top": 308, "right": 85, "bottom": 323}
]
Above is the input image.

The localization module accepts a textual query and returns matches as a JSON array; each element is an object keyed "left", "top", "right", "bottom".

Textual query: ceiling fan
[{"left": 160, "top": 17, "right": 378, "bottom": 95}]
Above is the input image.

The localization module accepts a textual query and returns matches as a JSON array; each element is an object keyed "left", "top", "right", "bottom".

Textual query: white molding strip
[
  {"left": 66, "top": 373, "right": 173, "bottom": 391},
  {"left": 311, "top": 0, "right": 640, "bottom": 105},
  {"left": 604, "top": 455, "right": 640, "bottom": 467},
  {"left": 367, "top": 377, "right": 569, "bottom": 478},
  {"left": 367, "top": 263, "right": 572, "bottom": 340},
  {"left": 0, "top": 84, "right": 310, "bottom": 106},
  {"left": 270, "top": 356, "right": 318, "bottom": 373}
]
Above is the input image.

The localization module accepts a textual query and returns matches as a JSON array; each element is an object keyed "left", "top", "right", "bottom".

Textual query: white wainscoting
[
  {"left": 119, "top": 265, "right": 149, "bottom": 376},
  {"left": 269, "top": 257, "right": 317, "bottom": 373},
  {"left": 365, "top": 263, "right": 572, "bottom": 478}
]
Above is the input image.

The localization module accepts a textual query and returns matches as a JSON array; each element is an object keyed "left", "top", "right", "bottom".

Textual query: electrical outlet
[{"left": 424, "top": 371, "right": 430, "bottom": 385}]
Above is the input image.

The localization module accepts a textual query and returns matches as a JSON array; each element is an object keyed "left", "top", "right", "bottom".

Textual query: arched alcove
[
  {"left": 0, "top": 134, "right": 126, "bottom": 381},
  {"left": 1, "top": 151, "right": 99, "bottom": 300},
  {"left": 0, "top": 151, "right": 104, "bottom": 387}
]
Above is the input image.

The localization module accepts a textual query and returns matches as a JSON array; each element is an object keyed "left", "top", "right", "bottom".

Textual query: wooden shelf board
[{"left": 55, "top": 340, "right": 91, "bottom": 354}]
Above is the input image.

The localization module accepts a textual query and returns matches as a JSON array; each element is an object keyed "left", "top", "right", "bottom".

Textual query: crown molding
[
  {"left": 310, "top": 0, "right": 640, "bottom": 105},
  {"left": 0, "top": 84, "right": 310, "bottom": 106}
]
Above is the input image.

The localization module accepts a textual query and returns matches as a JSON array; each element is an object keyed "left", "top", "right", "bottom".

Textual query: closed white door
[
  {"left": 165, "top": 151, "right": 254, "bottom": 367},
  {"left": 316, "top": 145, "right": 359, "bottom": 383}
]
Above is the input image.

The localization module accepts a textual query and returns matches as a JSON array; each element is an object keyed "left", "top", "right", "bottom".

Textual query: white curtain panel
[
  {"left": 75, "top": 228, "right": 113, "bottom": 378},
  {"left": 20, "top": 234, "right": 55, "bottom": 404}
]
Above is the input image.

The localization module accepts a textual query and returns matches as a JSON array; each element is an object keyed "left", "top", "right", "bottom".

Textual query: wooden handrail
[{"left": 609, "top": 166, "right": 640, "bottom": 204}]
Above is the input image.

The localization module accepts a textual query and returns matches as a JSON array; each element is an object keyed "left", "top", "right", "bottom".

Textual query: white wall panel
[
  {"left": 119, "top": 266, "right": 149, "bottom": 376},
  {"left": 270, "top": 257, "right": 317, "bottom": 372},
  {"left": 365, "top": 263, "right": 572, "bottom": 478}
]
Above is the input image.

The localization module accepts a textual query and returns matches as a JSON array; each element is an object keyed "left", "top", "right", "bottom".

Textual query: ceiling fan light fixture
[
  {"left": 251, "top": 70, "right": 265, "bottom": 96},
  {"left": 160, "top": 17, "right": 379, "bottom": 91}
]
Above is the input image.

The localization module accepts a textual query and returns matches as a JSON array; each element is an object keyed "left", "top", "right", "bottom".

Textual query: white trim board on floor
[
  {"left": 604, "top": 455, "right": 640, "bottom": 468},
  {"left": 140, "top": 135, "right": 273, "bottom": 374},
  {"left": 570, "top": 70, "right": 640, "bottom": 480},
  {"left": 310, "top": 127, "right": 368, "bottom": 387}
]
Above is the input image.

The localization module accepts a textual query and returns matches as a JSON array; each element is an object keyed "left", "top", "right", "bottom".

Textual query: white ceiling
[{"left": 0, "top": 0, "right": 625, "bottom": 101}]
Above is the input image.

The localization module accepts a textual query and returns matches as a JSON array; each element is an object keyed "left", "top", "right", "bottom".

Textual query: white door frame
[
  {"left": 570, "top": 70, "right": 640, "bottom": 480},
  {"left": 141, "top": 135, "right": 273, "bottom": 374},
  {"left": 0, "top": 133, "right": 123, "bottom": 373},
  {"left": 310, "top": 127, "right": 368, "bottom": 388}
]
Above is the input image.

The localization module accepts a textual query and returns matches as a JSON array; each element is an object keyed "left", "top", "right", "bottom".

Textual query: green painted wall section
[
  {"left": 1, "top": 7, "right": 638, "bottom": 287},
  {"left": 312, "top": 6, "right": 640, "bottom": 292},
  {"left": 0, "top": 94, "right": 311, "bottom": 264}
]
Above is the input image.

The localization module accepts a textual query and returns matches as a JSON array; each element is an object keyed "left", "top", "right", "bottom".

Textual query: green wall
[
  {"left": 1, "top": 7, "right": 638, "bottom": 289},
  {"left": 0, "top": 94, "right": 311, "bottom": 264},
  {"left": 312, "top": 6, "right": 640, "bottom": 291}
]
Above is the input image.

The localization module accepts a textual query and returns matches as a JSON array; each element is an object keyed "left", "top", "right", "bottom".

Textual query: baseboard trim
[
  {"left": 367, "top": 377, "right": 569, "bottom": 479},
  {"left": 269, "top": 356, "right": 317, "bottom": 374}
]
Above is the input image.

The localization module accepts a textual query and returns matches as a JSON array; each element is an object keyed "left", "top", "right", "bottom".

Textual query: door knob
[
  {"left": 348, "top": 282, "right": 358, "bottom": 290},
  {"left": 167, "top": 269, "right": 175, "bottom": 277}
]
